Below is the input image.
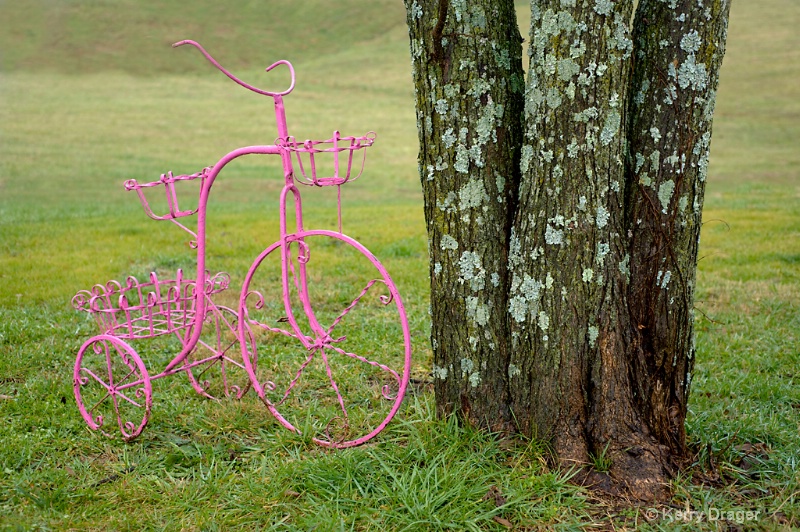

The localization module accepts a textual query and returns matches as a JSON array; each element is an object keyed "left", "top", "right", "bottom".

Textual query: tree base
[{"left": 571, "top": 446, "right": 676, "bottom": 503}]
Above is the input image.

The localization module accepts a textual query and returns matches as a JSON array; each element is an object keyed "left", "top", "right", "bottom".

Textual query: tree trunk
[
  {"left": 508, "top": 0, "right": 647, "bottom": 491},
  {"left": 404, "top": 0, "right": 525, "bottom": 431},
  {"left": 625, "top": 0, "right": 733, "bottom": 460},
  {"left": 405, "top": 0, "right": 731, "bottom": 500}
]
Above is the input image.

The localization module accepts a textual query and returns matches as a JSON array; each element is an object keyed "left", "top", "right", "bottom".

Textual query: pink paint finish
[{"left": 72, "top": 41, "right": 411, "bottom": 447}]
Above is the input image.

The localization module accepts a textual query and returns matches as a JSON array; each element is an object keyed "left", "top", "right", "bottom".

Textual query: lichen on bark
[{"left": 405, "top": 0, "right": 524, "bottom": 431}]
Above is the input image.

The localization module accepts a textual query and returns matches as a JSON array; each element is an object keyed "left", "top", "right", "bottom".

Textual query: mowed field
[{"left": 0, "top": 1, "right": 798, "bottom": 530}]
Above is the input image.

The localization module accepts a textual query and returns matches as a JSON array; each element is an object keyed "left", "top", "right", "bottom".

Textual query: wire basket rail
[
  {"left": 279, "top": 131, "right": 375, "bottom": 186},
  {"left": 73, "top": 270, "right": 230, "bottom": 339},
  {"left": 124, "top": 168, "right": 211, "bottom": 221}
]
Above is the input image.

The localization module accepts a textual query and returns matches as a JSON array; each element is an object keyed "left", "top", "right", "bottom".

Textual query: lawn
[{"left": 1, "top": 0, "right": 798, "bottom": 530}]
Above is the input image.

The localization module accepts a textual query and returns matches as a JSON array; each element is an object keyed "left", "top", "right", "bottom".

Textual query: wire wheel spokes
[
  {"left": 184, "top": 304, "right": 253, "bottom": 400},
  {"left": 240, "top": 230, "right": 411, "bottom": 448},
  {"left": 73, "top": 335, "right": 152, "bottom": 442}
]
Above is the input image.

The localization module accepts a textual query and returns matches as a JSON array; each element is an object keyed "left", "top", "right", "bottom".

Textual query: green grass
[{"left": 1, "top": 0, "right": 799, "bottom": 530}]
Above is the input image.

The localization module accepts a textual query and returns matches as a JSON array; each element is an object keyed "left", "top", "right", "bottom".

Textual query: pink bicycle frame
[
  {"left": 157, "top": 40, "right": 299, "bottom": 373},
  {"left": 73, "top": 40, "right": 411, "bottom": 447}
]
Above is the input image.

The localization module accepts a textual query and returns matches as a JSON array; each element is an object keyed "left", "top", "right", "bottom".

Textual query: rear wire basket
[
  {"left": 279, "top": 131, "right": 375, "bottom": 187},
  {"left": 72, "top": 270, "right": 230, "bottom": 339}
]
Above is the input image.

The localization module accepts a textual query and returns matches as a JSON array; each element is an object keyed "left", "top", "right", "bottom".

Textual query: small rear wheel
[
  {"left": 184, "top": 305, "right": 254, "bottom": 400},
  {"left": 74, "top": 335, "right": 152, "bottom": 442}
]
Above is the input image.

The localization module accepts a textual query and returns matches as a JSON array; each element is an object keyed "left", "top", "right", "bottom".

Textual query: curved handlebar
[{"left": 172, "top": 39, "right": 295, "bottom": 97}]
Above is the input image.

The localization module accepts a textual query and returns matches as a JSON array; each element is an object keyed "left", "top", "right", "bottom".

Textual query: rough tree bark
[
  {"left": 406, "top": 0, "right": 524, "bottom": 431},
  {"left": 405, "top": 0, "right": 731, "bottom": 500}
]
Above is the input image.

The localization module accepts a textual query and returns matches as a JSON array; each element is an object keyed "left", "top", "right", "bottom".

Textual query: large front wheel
[{"left": 240, "top": 230, "right": 411, "bottom": 448}]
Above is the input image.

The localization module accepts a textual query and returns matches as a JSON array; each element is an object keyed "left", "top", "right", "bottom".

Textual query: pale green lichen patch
[
  {"left": 681, "top": 29, "right": 702, "bottom": 53},
  {"left": 658, "top": 180, "right": 675, "bottom": 213},
  {"left": 495, "top": 173, "right": 505, "bottom": 194},
  {"left": 476, "top": 99, "right": 500, "bottom": 147},
  {"left": 454, "top": 143, "right": 470, "bottom": 173},
  {"left": 509, "top": 296, "right": 527, "bottom": 323},
  {"left": 574, "top": 106, "right": 599, "bottom": 123},
  {"left": 440, "top": 234, "right": 459, "bottom": 251},
  {"left": 520, "top": 144, "right": 534, "bottom": 173},
  {"left": 459, "top": 251, "right": 486, "bottom": 291},
  {"left": 466, "top": 296, "right": 490, "bottom": 326},
  {"left": 657, "top": 269, "right": 672, "bottom": 290},
  {"left": 600, "top": 110, "right": 621, "bottom": 145},
  {"left": 567, "top": 139, "right": 580, "bottom": 158},
  {"left": 442, "top": 128, "right": 456, "bottom": 149},
  {"left": 610, "top": 14, "right": 633, "bottom": 58},
  {"left": 458, "top": 179, "right": 489, "bottom": 210},
  {"left": 557, "top": 58, "right": 581, "bottom": 81},
  {"left": 649, "top": 127, "right": 662, "bottom": 143},
  {"left": 459, "top": 357, "right": 482, "bottom": 387},
  {"left": 678, "top": 56, "right": 708, "bottom": 91},
  {"left": 650, "top": 150, "right": 661, "bottom": 171},
  {"left": 494, "top": 47, "right": 512, "bottom": 70},
  {"left": 508, "top": 229, "right": 523, "bottom": 268},
  {"left": 635, "top": 152, "right": 645, "bottom": 172},
  {"left": 453, "top": 127, "right": 472, "bottom": 172},
  {"left": 460, "top": 357, "right": 474, "bottom": 377},
  {"left": 468, "top": 371, "right": 481, "bottom": 387},
  {"left": 588, "top": 325, "right": 599, "bottom": 347},
  {"left": 520, "top": 274, "right": 544, "bottom": 301},
  {"left": 508, "top": 270, "right": 545, "bottom": 323},
  {"left": 537, "top": 311, "right": 550, "bottom": 331},
  {"left": 596, "top": 242, "right": 610, "bottom": 265},
  {"left": 410, "top": 1, "right": 422, "bottom": 19},
  {"left": 410, "top": 38, "right": 423, "bottom": 59},
  {"left": 594, "top": 0, "right": 613, "bottom": 16},
  {"left": 596, "top": 205, "right": 610, "bottom": 228},
  {"left": 545, "top": 224, "right": 564, "bottom": 245},
  {"left": 635, "top": 78, "right": 650, "bottom": 105},
  {"left": 437, "top": 191, "right": 457, "bottom": 213},
  {"left": 546, "top": 87, "right": 563, "bottom": 109},
  {"left": 618, "top": 253, "right": 630, "bottom": 278}
]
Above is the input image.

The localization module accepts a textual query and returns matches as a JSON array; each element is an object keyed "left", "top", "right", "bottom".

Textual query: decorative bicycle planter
[{"left": 72, "top": 40, "right": 412, "bottom": 448}]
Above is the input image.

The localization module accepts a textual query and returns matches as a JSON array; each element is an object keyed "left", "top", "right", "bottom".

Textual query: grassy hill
[{"left": 0, "top": 0, "right": 408, "bottom": 75}]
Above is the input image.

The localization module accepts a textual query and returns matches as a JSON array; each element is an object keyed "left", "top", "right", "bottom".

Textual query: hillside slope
[{"left": 0, "top": 0, "right": 409, "bottom": 75}]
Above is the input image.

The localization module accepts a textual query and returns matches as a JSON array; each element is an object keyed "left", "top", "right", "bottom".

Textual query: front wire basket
[{"left": 279, "top": 131, "right": 375, "bottom": 187}]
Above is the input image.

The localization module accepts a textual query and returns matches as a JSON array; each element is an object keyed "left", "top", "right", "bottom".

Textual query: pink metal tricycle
[{"left": 72, "top": 41, "right": 411, "bottom": 448}]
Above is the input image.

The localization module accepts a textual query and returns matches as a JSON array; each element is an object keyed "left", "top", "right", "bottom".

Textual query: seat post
[{"left": 273, "top": 94, "right": 294, "bottom": 186}]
